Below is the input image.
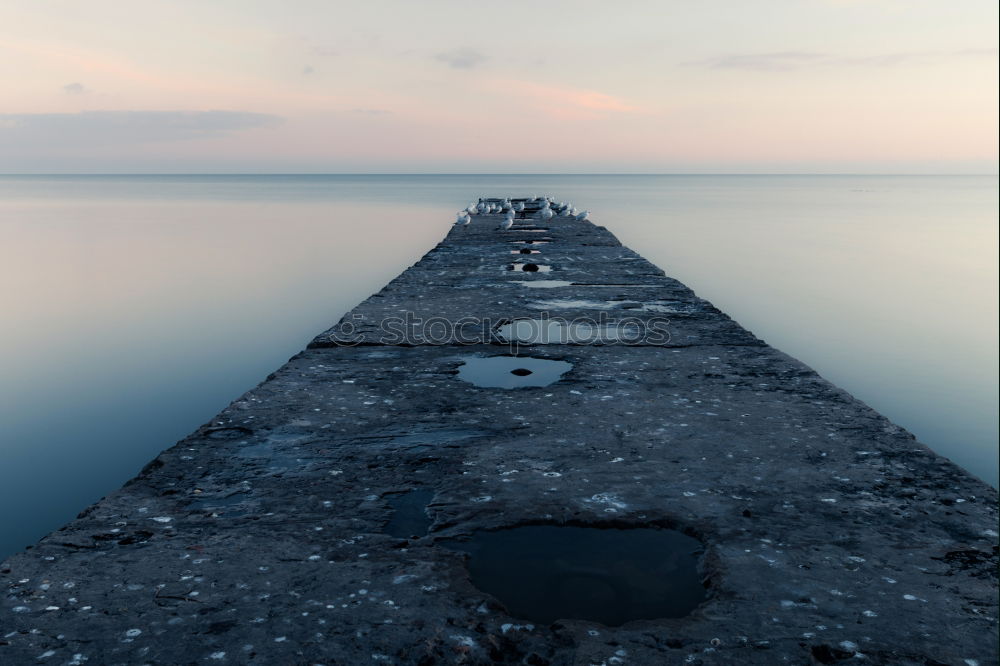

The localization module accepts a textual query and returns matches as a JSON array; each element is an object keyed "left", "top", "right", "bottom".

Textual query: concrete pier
[{"left": 2, "top": 198, "right": 997, "bottom": 665}]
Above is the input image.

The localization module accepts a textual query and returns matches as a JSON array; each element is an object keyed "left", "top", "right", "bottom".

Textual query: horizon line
[{"left": 1, "top": 172, "right": 998, "bottom": 177}]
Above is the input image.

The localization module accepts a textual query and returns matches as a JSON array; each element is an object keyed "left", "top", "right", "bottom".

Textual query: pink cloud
[{"left": 497, "top": 80, "right": 640, "bottom": 118}]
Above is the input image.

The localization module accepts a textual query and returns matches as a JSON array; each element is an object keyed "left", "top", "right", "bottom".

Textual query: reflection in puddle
[
  {"left": 384, "top": 489, "right": 435, "bottom": 539},
  {"left": 441, "top": 525, "right": 705, "bottom": 626},
  {"left": 508, "top": 263, "right": 552, "bottom": 273},
  {"left": 497, "top": 319, "right": 641, "bottom": 344},
  {"left": 456, "top": 356, "right": 572, "bottom": 388},
  {"left": 514, "top": 280, "right": 573, "bottom": 288}
]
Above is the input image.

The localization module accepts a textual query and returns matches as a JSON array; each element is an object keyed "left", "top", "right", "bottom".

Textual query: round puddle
[
  {"left": 508, "top": 263, "right": 551, "bottom": 273},
  {"left": 442, "top": 525, "right": 706, "bottom": 626},
  {"left": 456, "top": 356, "right": 572, "bottom": 388}
]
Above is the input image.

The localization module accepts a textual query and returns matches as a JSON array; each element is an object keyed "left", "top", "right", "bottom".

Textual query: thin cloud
[
  {"left": 499, "top": 80, "right": 641, "bottom": 119},
  {"left": 0, "top": 110, "right": 282, "bottom": 147},
  {"left": 686, "top": 48, "right": 998, "bottom": 71},
  {"left": 684, "top": 52, "right": 828, "bottom": 71},
  {"left": 348, "top": 108, "right": 392, "bottom": 116},
  {"left": 434, "top": 48, "right": 488, "bottom": 69},
  {"left": 62, "top": 82, "right": 88, "bottom": 95}
]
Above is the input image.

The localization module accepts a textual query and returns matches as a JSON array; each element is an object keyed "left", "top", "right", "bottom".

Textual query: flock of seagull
[{"left": 454, "top": 196, "right": 589, "bottom": 230}]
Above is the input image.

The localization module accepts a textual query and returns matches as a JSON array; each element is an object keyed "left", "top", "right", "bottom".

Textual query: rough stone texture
[{"left": 2, "top": 201, "right": 997, "bottom": 665}]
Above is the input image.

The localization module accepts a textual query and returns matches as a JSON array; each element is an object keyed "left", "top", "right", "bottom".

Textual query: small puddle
[
  {"left": 528, "top": 299, "right": 614, "bottom": 309},
  {"left": 526, "top": 299, "right": 696, "bottom": 313},
  {"left": 511, "top": 249, "right": 541, "bottom": 254},
  {"left": 384, "top": 489, "right": 435, "bottom": 539},
  {"left": 189, "top": 493, "right": 253, "bottom": 518},
  {"left": 508, "top": 263, "right": 552, "bottom": 273},
  {"left": 496, "top": 319, "right": 641, "bottom": 344},
  {"left": 508, "top": 240, "right": 550, "bottom": 245},
  {"left": 514, "top": 280, "right": 573, "bottom": 288},
  {"left": 456, "top": 356, "right": 572, "bottom": 388},
  {"left": 441, "top": 525, "right": 706, "bottom": 626},
  {"left": 205, "top": 426, "right": 252, "bottom": 440},
  {"left": 567, "top": 284, "right": 661, "bottom": 288}
]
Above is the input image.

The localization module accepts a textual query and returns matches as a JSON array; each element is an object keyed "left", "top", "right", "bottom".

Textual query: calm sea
[{"left": 1, "top": 174, "right": 997, "bottom": 559}]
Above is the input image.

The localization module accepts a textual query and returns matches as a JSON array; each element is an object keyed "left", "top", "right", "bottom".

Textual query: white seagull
[{"left": 574, "top": 210, "right": 590, "bottom": 221}]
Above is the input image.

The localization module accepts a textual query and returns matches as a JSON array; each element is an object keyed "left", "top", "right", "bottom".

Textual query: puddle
[
  {"left": 205, "top": 426, "right": 252, "bottom": 440},
  {"left": 441, "top": 525, "right": 706, "bottom": 626},
  {"left": 528, "top": 299, "right": 614, "bottom": 309},
  {"left": 496, "top": 319, "right": 641, "bottom": 344},
  {"left": 511, "top": 249, "right": 541, "bottom": 254},
  {"left": 190, "top": 493, "right": 253, "bottom": 517},
  {"left": 508, "top": 240, "right": 550, "bottom": 245},
  {"left": 384, "top": 489, "right": 435, "bottom": 539},
  {"left": 514, "top": 280, "right": 573, "bottom": 288},
  {"left": 527, "top": 299, "right": 698, "bottom": 314},
  {"left": 567, "top": 284, "right": 661, "bottom": 288},
  {"left": 508, "top": 263, "right": 552, "bottom": 273},
  {"left": 456, "top": 356, "right": 573, "bottom": 388}
]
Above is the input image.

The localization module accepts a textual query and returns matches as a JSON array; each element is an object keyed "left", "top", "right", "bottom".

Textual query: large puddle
[
  {"left": 456, "top": 355, "right": 572, "bottom": 388},
  {"left": 441, "top": 525, "right": 706, "bottom": 626}
]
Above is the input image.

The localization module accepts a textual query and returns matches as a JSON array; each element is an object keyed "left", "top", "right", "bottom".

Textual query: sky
[{"left": 0, "top": 0, "right": 997, "bottom": 173}]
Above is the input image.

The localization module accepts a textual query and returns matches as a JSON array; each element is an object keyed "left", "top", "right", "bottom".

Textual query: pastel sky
[{"left": 1, "top": 0, "right": 997, "bottom": 173}]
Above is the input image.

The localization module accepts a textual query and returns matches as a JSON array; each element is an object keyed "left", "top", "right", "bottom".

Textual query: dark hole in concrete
[
  {"left": 383, "top": 489, "right": 435, "bottom": 539},
  {"left": 441, "top": 525, "right": 705, "bottom": 626},
  {"left": 509, "top": 263, "right": 551, "bottom": 273},
  {"left": 519, "top": 248, "right": 534, "bottom": 254},
  {"left": 457, "top": 356, "right": 572, "bottom": 388}
]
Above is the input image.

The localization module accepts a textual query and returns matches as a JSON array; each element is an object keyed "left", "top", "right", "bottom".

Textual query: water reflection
[
  {"left": 0, "top": 174, "right": 996, "bottom": 561},
  {"left": 456, "top": 356, "right": 573, "bottom": 388},
  {"left": 441, "top": 525, "right": 706, "bottom": 626}
]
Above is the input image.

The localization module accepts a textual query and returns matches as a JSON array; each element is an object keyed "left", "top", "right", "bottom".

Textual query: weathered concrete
[{"left": 2, "top": 199, "right": 997, "bottom": 665}]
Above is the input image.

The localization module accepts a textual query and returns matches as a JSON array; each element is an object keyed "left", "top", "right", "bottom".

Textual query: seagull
[
  {"left": 540, "top": 207, "right": 554, "bottom": 221},
  {"left": 513, "top": 201, "right": 525, "bottom": 213},
  {"left": 500, "top": 216, "right": 513, "bottom": 230},
  {"left": 456, "top": 212, "right": 471, "bottom": 226},
  {"left": 574, "top": 210, "right": 590, "bottom": 221}
]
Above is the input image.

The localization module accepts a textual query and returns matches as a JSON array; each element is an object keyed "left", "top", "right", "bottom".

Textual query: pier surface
[{"left": 2, "top": 200, "right": 997, "bottom": 665}]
